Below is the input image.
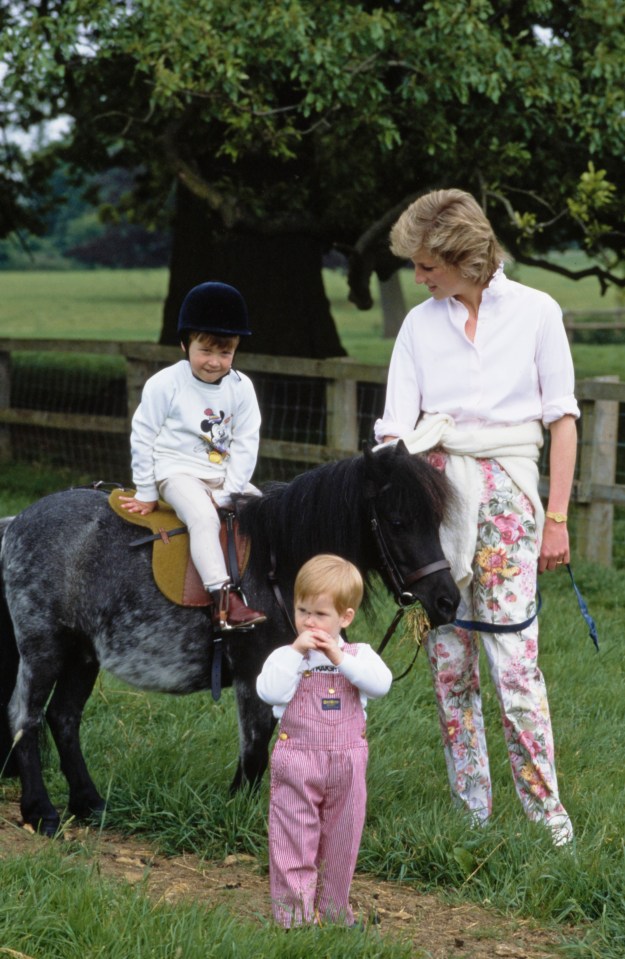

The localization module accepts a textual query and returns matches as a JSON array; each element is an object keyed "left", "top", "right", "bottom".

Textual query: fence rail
[
  {"left": 0, "top": 338, "right": 623, "bottom": 566},
  {"left": 563, "top": 307, "right": 625, "bottom": 344}
]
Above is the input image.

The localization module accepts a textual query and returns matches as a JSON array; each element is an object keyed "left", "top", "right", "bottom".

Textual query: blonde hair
[
  {"left": 294, "top": 554, "right": 364, "bottom": 615},
  {"left": 389, "top": 189, "right": 506, "bottom": 285}
]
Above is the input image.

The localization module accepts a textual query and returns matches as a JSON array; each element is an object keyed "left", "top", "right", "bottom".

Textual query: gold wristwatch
[{"left": 546, "top": 511, "right": 567, "bottom": 523}]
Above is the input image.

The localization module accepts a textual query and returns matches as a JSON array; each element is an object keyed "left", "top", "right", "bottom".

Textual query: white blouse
[{"left": 374, "top": 267, "right": 579, "bottom": 442}]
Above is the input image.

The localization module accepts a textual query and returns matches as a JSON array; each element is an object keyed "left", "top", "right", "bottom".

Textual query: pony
[{"left": 0, "top": 442, "right": 460, "bottom": 836}]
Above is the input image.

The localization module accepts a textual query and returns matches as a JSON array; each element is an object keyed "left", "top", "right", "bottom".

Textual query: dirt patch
[{"left": 0, "top": 800, "right": 573, "bottom": 958}]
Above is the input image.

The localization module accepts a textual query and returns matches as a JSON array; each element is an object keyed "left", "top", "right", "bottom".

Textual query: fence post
[
  {"left": 125, "top": 357, "right": 156, "bottom": 421},
  {"left": 326, "top": 369, "right": 358, "bottom": 452},
  {"left": 0, "top": 352, "right": 11, "bottom": 463},
  {"left": 562, "top": 310, "right": 574, "bottom": 346},
  {"left": 576, "top": 375, "right": 619, "bottom": 566}
]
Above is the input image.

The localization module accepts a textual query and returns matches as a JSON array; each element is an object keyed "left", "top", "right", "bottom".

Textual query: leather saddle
[{"left": 108, "top": 489, "right": 250, "bottom": 608}]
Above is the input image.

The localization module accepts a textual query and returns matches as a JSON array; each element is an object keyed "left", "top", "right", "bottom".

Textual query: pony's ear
[
  {"left": 395, "top": 439, "right": 409, "bottom": 456},
  {"left": 362, "top": 442, "right": 379, "bottom": 497}
]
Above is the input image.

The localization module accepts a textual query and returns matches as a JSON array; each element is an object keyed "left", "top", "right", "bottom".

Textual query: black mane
[{"left": 238, "top": 444, "right": 451, "bottom": 587}]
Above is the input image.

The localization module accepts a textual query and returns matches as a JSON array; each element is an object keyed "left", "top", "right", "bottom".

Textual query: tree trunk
[
  {"left": 379, "top": 272, "right": 406, "bottom": 339},
  {"left": 160, "top": 185, "right": 346, "bottom": 358}
]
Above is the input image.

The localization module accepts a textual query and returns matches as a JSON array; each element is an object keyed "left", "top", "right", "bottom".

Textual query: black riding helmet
[{"left": 177, "top": 282, "right": 252, "bottom": 347}]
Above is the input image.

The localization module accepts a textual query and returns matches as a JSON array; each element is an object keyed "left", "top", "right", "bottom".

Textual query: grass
[
  {"left": 0, "top": 849, "right": 411, "bottom": 958},
  {"left": 1, "top": 558, "right": 621, "bottom": 955},
  {"left": 0, "top": 465, "right": 622, "bottom": 953},
  {"left": 1, "top": 268, "right": 167, "bottom": 341},
  {"left": 1, "top": 255, "right": 625, "bottom": 377},
  {"left": 1, "top": 259, "right": 624, "bottom": 955}
]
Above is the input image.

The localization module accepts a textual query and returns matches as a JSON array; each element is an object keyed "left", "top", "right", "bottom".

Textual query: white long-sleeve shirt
[
  {"left": 256, "top": 639, "right": 393, "bottom": 719},
  {"left": 130, "top": 360, "right": 260, "bottom": 503},
  {"left": 374, "top": 267, "right": 579, "bottom": 442}
]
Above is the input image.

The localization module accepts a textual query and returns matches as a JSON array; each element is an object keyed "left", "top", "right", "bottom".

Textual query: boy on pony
[
  {"left": 256, "top": 554, "right": 392, "bottom": 927},
  {"left": 120, "top": 281, "right": 266, "bottom": 631}
]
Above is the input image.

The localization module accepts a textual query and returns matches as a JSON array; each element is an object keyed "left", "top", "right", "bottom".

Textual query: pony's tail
[{"left": 0, "top": 517, "right": 20, "bottom": 778}]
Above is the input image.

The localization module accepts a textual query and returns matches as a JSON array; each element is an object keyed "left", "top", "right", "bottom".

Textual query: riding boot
[{"left": 208, "top": 584, "right": 267, "bottom": 631}]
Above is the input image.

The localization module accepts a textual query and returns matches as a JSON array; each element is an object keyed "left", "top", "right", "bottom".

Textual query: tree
[{"left": 2, "top": 0, "right": 625, "bottom": 355}]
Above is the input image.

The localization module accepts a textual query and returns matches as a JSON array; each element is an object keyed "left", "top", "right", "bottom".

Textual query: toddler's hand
[
  {"left": 291, "top": 629, "right": 319, "bottom": 655},
  {"left": 312, "top": 630, "right": 344, "bottom": 666}
]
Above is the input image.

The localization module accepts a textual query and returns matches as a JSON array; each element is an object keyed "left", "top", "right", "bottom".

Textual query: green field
[
  {"left": 1, "top": 261, "right": 625, "bottom": 956},
  {"left": 0, "top": 560, "right": 623, "bottom": 957},
  {"left": 2, "top": 256, "right": 624, "bottom": 378}
]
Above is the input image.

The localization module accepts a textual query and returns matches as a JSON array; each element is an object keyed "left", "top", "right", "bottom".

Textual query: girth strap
[
  {"left": 129, "top": 526, "right": 187, "bottom": 547},
  {"left": 211, "top": 636, "right": 223, "bottom": 702}
]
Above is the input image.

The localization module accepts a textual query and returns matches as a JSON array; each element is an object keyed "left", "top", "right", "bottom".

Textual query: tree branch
[
  {"left": 345, "top": 192, "right": 421, "bottom": 309},
  {"left": 509, "top": 251, "right": 625, "bottom": 295},
  {"left": 161, "top": 122, "right": 241, "bottom": 227}
]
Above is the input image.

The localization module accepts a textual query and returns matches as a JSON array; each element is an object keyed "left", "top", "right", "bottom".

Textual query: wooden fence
[
  {"left": 563, "top": 307, "right": 625, "bottom": 344},
  {"left": 0, "top": 338, "right": 623, "bottom": 566}
]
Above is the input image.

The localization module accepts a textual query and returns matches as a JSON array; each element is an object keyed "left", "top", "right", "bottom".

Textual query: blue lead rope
[
  {"left": 454, "top": 593, "right": 542, "bottom": 634},
  {"left": 453, "top": 563, "right": 599, "bottom": 651},
  {"left": 565, "top": 563, "right": 600, "bottom": 651}
]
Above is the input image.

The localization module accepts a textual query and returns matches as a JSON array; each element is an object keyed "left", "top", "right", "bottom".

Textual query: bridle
[
  {"left": 369, "top": 501, "right": 450, "bottom": 607},
  {"left": 266, "top": 501, "right": 452, "bottom": 678},
  {"left": 369, "top": 500, "right": 453, "bottom": 680}
]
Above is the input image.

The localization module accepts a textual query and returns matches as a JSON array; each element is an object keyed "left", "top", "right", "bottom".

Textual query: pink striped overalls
[{"left": 268, "top": 644, "right": 368, "bottom": 927}]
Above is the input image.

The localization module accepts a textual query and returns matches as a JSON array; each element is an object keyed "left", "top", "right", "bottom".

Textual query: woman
[{"left": 374, "top": 189, "right": 578, "bottom": 846}]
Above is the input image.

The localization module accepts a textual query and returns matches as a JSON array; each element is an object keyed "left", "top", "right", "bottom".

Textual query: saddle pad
[{"left": 108, "top": 489, "right": 250, "bottom": 608}]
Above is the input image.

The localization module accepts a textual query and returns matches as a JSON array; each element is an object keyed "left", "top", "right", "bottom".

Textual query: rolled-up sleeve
[
  {"left": 374, "top": 316, "right": 422, "bottom": 442},
  {"left": 537, "top": 301, "right": 580, "bottom": 425}
]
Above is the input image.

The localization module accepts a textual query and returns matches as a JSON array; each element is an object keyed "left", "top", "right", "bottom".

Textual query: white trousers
[{"left": 158, "top": 474, "right": 227, "bottom": 588}]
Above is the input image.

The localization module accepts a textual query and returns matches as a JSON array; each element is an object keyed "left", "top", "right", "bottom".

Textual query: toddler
[{"left": 256, "top": 554, "right": 392, "bottom": 927}]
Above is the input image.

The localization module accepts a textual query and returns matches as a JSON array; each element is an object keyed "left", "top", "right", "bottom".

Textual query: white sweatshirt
[
  {"left": 130, "top": 360, "right": 261, "bottom": 503},
  {"left": 256, "top": 639, "right": 393, "bottom": 719}
]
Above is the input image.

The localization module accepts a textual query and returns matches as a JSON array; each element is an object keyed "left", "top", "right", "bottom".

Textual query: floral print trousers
[{"left": 426, "top": 458, "right": 571, "bottom": 832}]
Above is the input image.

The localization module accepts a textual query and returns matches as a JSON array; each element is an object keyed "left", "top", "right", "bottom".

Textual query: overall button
[
  {"left": 303, "top": 670, "right": 312, "bottom": 678},
  {"left": 279, "top": 732, "right": 288, "bottom": 740},
  {"left": 328, "top": 687, "right": 335, "bottom": 695}
]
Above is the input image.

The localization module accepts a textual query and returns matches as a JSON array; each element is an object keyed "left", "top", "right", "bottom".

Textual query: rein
[
  {"left": 454, "top": 592, "right": 543, "bottom": 634},
  {"left": 376, "top": 606, "right": 426, "bottom": 683},
  {"left": 267, "top": 500, "right": 452, "bottom": 645},
  {"left": 268, "top": 544, "right": 296, "bottom": 635}
]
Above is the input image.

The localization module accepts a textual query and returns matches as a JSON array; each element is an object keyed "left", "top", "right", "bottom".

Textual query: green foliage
[
  {"left": 2, "top": 0, "right": 625, "bottom": 291},
  {"left": 1, "top": 261, "right": 623, "bottom": 377},
  {"left": 567, "top": 162, "right": 619, "bottom": 257}
]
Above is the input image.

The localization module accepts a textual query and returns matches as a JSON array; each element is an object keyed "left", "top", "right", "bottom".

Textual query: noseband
[{"left": 370, "top": 502, "right": 450, "bottom": 607}]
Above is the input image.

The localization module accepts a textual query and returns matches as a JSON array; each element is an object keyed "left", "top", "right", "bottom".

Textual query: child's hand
[
  {"left": 119, "top": 495, "right": 158, "bottom": 515},
  {"left": 291, "top": 629, "right": 319, "bottom": 655},
  {"left": 311, "top": 630, "right": 344, "bottom": 666}
]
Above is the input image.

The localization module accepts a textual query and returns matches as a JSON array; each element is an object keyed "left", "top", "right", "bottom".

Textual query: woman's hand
[
  {"left": 540, "top": 415, "right": 576, "bottom": 573},
  {"left": 539, "top": 518, "right": 570, "bottom": 573}
]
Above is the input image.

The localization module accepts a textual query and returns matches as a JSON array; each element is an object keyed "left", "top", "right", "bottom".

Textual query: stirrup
[{"left": 215, "top": 584, "right": 264, "bottom": 632}]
